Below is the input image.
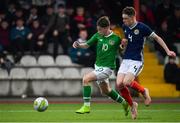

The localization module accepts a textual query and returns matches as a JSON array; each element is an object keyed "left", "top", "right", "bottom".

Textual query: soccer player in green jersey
[{"left": 73, "top": 16, "right": 129, "bottom": 116}]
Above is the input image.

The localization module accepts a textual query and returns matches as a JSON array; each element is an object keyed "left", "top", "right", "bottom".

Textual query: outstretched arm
[
  {"left": 152, "top": 33, "right": 176, "bottom": 57},
  {"left": 72, "top": 41, "right": 89, "bottom": 49}
]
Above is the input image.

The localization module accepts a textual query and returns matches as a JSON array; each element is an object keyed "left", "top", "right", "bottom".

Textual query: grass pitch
[{"left": 0, "top": 102, "right": 180, "bottom": 122}]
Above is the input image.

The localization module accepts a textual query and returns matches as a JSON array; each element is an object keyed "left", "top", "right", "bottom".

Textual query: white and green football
[{"left": 33, "top": 97, "right": 48, "bottom": 112}]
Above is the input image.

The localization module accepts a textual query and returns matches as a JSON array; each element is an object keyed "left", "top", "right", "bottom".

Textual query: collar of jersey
[
  {"left": 104, "top": 30, "right": 113, "bottom": 38},
  {"left": 129, "top": 22, "right": 138, "bottom": 30}
]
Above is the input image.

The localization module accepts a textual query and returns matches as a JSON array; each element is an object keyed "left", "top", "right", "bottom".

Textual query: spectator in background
[
  {"left": 41, "top": 5, "right": 55, "bottom": 42},
  {"left": 89, "top": 0, "right": 107, "bottom": 17},
  {"left": 69, "top": 29, "right": 95, "bottom": 67},
  {"left": 155, "top": 0, "right": 174, "bottom": 27},
  {"left": 0, "top": 53, "right": 14, "bottom": 73},
  {"left": 85, "top": 11, "right": 96, "bottom": 37},
  {"left": 32, "top": 0, "right": 53, "bottom": 6},
  {"left": 70, "top": 6, "right": 95, "bottom": 41},
  {"left": 0, "top": 20, "right": 11, "bottom": 52},
  {"left": 66, "top": 6, "right": 74, "bottom": 20},
  {"left": 140, "top": 3, "right": 155, "bottom": 29},
  {"left": 167, "top": 6, "right": 180, "bottom": 43},
  {"left": 42, "top": 4, "right": 70, "bottom": 58},
  {"left": 0, "top": 11, "right": 7, "bottom": 23},
  {"left": 12, "top": 8, "right": 24, "bottom": 26},
  {"left": 155, "top": 20, "right": 177, "bottom": 64},
  {"left": 10, "top": 18, "right": 32, "bottom": 62},
  {"left": 0, "top": 20, "right": 14, "bottom": 72},
  {"left": 26, "top": 6, "right": 39, "bottom": 25},
  {"left": 29, "top": 20, "right": 46, "bottom": 54},
  {"left": 164, "top": 56, "right": 180, "bottom": 90},
  {"left": 54, "top": 0, "right": 66, "bottom": 12},
  {"left": 6, "top": 2, "right": 16, "bottom": 24},
  {"left": 66, "top": 6, "right": 74, "bottom": 43},
  {"left": 41, "top": 5, "right": 55, "bottom": 28},
  {"left": 72, "top": 7, "right": 87, "bottom": 40}
]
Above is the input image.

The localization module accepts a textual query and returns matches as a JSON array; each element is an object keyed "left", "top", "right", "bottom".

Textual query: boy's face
[
  {"left": 1, "top": 21, "right": 8, "bottom": 29},
  {"left": 58, "top": 7, "right": 65, "bottom": 13},
  {"left": 16, "top": 19, "right": 24, "bottom": 27},
  {"left": 47, "top": 7, "right": 53, "bottom": 15},
  {"left": 33, "top": 21, "right": 39, "bottom": 28},
  {"left": 79, "top": 30, "right": 88, "bottom": 40},
  {"left": 97, "top": 26, "right": 109, "bottom": 36},
  {"left": 77, "top": 7, "right": 84, "bottom": 16}
]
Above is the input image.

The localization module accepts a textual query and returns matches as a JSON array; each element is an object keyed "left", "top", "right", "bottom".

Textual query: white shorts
[
  {"left": 93, "top": 65, "right": 113, "bottom": 84},
  {"left": 118, "top": 59, "right": 143, "bottom": 76}
]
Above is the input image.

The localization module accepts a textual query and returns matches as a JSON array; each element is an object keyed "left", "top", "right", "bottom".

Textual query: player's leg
[
  {"left": 116, "top": 60, "right": 134, "bottom": 107},
  {"left": 130, "top": 80, "right": 151, "bottom": 106},
  {"left": 121, "top": 72, "right": 138, "bottom": 119},
  {"left": 117, "top": 60, "right": 138, "bottom": 119},
  {"left": 130, "top": 80, "right": 145, "bottom": 94},
  {"left": 128, "top": 60, "right": 151, "bottom": 106},
  {"left": 116, "top": 73, "right": 133, "bottom": 106},
  {"left": 98, "top": 81, "right": 129, "bottom": 116},
  {"left": 76, "top": 71, "right": 96, "bottom": 114},
  {"left": 123, "top": 72, "right": 138, "bottom": 119}
]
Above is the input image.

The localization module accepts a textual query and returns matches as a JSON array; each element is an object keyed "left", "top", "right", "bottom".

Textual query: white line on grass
[
  {"left": 0, "top": 109, "right": 180, "bottom": 113},
  {"left": 0, "top": 122, "right": 179, "bottom": 123}
]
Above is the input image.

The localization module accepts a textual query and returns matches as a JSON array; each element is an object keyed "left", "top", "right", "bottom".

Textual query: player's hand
[
  {"left": 120, "top": 38, "right": 128, "bottom": 49},
  {"left": 167, "top": 50, "right": 176, "bottom": 57},
  {"left": 121, "top": 38, "right": 128, "bottom": 45},
  {"left": 73, "top": 41, "right": 80, "bottom": 48}
]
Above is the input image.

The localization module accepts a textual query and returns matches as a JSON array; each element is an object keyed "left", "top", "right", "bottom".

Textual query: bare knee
[
  {"left": 123, "top": 78, "right": 132, "bottom": 86},
  {"left": 116, "top": 81, "right": 125, "bottom": 90},
  {"left": 123, "top": 73, "right": 135, "bottom": 85},
  {"left": 116, "top": 74, "right": 126, "bottom": 90},
  {"left": 83, "top": 75, "right": 91, "bottom": 85}
]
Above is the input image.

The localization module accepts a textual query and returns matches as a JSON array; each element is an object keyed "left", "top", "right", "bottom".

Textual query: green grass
[{"left": 0, "top": 103, "right": 180, "bottom": 122}]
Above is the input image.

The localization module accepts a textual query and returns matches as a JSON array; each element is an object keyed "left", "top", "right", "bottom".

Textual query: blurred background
[{"left": 0, "top": 0, "right": 180, "bottom": 99}]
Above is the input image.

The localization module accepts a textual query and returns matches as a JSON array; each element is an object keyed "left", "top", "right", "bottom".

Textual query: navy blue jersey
[{"left": 123, "top": 22, "right": 154, "bottom": 61}]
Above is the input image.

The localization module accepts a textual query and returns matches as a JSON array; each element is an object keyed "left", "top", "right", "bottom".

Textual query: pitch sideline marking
[
  {"left": 0, "top": 122, "right": 179, "bottom": 123},
  {"left": 0, "top": 109, "right": 180, "bottom": 113}
]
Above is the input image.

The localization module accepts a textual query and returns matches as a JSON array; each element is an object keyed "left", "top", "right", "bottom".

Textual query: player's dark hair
[
  {"left": 97, "top": 16, "right": 110, "bottom": 27},
  {"left": 80, "top": 28, "right": 87, "bottom": 31},
  {"left": 122, "top": 6, "right": 136, "bottom": 17}
]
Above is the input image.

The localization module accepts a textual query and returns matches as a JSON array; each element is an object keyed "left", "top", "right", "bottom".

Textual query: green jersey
[{"left": 86, "top": 31, "right": 121, "bottom": 69}]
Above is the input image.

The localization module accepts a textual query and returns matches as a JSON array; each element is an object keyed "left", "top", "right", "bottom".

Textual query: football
[{"left": 33, "top": 97, "right": 48, "bottom": 112}]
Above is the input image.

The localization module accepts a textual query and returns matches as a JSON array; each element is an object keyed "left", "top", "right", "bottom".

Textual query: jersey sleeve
[
  {"left": 142, "top": 23, "right": 154, "bottom": 37},
  {"left": 86, "top": 33, "right": 98, "bottom": 46}
]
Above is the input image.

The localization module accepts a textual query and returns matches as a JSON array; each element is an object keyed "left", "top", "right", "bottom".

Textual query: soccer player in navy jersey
[{"left": 116, "top": 7, "right": 176, "bottom": 119}]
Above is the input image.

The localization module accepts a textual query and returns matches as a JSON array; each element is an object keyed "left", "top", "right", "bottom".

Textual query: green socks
[
  {"left": 83, "top": 86, "right": 91, "bottom": 106},
  {"left": 82, "top": 86, "right": 125, "bottom": 107},
  {"left": 107, "top": 89, "right": 125, "bottom": 104}
]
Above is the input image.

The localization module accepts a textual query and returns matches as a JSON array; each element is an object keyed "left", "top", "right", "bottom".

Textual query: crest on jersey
[
  {"left": 109, "top": 40, "right": 115, "bottom": 45},
  {"left": 134, "top": 29, "right": 139, "bottom": 35}
]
